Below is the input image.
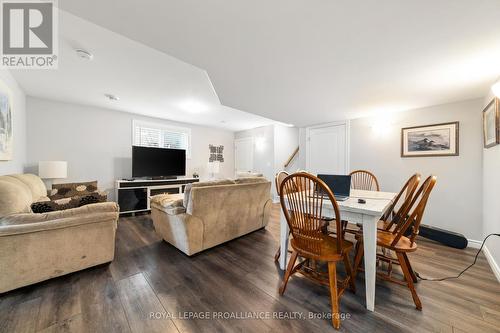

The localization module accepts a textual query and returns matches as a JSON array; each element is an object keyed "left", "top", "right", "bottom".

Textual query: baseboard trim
[
  {"left": 483, "top": 245, "right": 500, "bottom": 283},
  {"left": 467, "top": 239, "right": 482, "bottom": 249}
]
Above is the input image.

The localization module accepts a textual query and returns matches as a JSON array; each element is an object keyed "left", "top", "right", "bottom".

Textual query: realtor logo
[{"left": 1, "top": 0, "right": 58, "bottom": 68}]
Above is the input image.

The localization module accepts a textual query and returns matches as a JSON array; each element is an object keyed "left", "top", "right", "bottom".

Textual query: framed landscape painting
[
  {"left": 482, "top": 98, "right": 499, "bottom": 148},
  {"left": 401, "top": 122, "right": 459, "bottom": 157},
  {"left": 0, "top": 91, "right": 12, "bottom": 160}
]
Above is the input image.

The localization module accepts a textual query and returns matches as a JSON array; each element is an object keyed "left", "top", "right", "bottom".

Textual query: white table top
[
  {"left": 284, "top": 189, "right": 397, "bottom": 217},
  {"left": 333, "top": 189, "right": 397, "bottom": 216}
]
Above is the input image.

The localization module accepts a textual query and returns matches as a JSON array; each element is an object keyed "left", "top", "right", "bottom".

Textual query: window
[{"left": 132, "top": 120, "right": 191, "bottom": 158}]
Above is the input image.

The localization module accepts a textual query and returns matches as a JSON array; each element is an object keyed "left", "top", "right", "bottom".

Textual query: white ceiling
[
  {"left": 9, "top": 11, "right": 278, "bottom": 131},
  {"left": 58, "top": 0, "right": 500, "bottom": 127}
]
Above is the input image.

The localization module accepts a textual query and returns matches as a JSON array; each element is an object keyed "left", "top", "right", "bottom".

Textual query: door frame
[
  {"left": 305, "top": 120, "right": 350, "bottom": 174},
  {"left": 234, "top": 137, "right": 254, "bottom": 174}
]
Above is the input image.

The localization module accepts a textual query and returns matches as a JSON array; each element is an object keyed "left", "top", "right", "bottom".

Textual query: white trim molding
[
  {"left": 483, "top": 245, "right": 500, "bottom": 282},
  {"left": 467, "top": 239, "right": 482, "bottom": 249}
]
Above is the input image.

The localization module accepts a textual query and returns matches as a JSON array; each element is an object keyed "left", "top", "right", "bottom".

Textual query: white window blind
[{"left": 133, "top": 120, "right": 191, "bottom": 158}]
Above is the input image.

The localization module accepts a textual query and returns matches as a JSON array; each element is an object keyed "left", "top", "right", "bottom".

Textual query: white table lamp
[{"left": 39, "top": 161, "right": 68, "bottom": 182}]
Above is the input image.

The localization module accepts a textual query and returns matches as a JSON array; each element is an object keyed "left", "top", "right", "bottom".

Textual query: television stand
[
  {"left": 151, "top": 176, "right": 177, "bottom": 180},
  {"left": 115, "top": 177, "right": 199, "bottom": 214}
]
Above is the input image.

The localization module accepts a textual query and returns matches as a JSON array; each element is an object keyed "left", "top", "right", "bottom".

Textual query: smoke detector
[{"left": 75, "top": 48, "right": 93, "bottom": 61}]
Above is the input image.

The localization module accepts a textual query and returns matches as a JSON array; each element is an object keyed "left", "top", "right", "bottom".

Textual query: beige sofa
[
  {"left": 151, "top": 177, "right": 272, "bottom": 256},
  {"left": 0, "top": 174, "right": 119, "bottom": 293}
]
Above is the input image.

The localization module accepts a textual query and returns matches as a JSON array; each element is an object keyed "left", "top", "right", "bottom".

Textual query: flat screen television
[{"left": 132, "top": 146, "right": 186, "bottom": 178}]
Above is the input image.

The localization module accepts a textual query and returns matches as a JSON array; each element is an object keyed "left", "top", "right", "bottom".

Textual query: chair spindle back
[
  {"left": 279, "top": 173, "right": 344, "bottom": 257},
  {"left": 383, "top": 173, "right": 421, "bottom": 230},
  {"left": 275, "top": 171, "right": 290, "bottom": 196},
  {"left": 349, "top": 170, "right": 380, "bottom": 191},
  {"left": 391, "top": 175, "right": 437, "bottom": 246}
]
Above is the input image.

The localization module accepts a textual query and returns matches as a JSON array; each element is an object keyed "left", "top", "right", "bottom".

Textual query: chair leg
[
  {"left": 327, "top": 262, "right": 340, "bottom": 329},
  {"left": 353, "top": 242, "right": 364, "bottom": 280},
  {"left": 279, "top": 250, "right": 298, "bottom": 295},
  {"left": 343, "top": 253, "right": 356, "bottom": 293},
  {"left": 402, "top": 253, "right": 418, "bottom": 283},
  {"left": 396, "top": 252, "right": 422, "bottom": 310},
  {"left": 274, "top": 246, "right": 281, "bottom": 262}
]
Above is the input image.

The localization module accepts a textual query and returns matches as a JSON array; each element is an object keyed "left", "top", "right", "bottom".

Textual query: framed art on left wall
[{"left": 0, "top": 89, "right": 12, "bottom": 161}]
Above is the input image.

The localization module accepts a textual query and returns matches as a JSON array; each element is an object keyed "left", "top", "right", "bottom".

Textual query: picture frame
[
  {"left": 0, "top": 88, "right": 13, "bottom": 161},
  {"left": 482, "top": 98, "right": 500, "bottom": 148},
  {"left": 401, "top": 122, "right": 459, "bottom": 157}
]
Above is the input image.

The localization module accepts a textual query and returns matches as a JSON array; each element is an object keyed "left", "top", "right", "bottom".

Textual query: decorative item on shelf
[
  {"left": 401, "top": 122, "right": 459, "bottom": 157},
  {"left": 192, "top": 172, "right": 199, "bottom": 178},
  {"left": 209, "top": 144, "right": 224, "bottom": 162},
  {"left": 482, "top": 98, "right": 499, "bottom": 148},
  {"left": 0, "top": 88, "right": 12, "bottom": 161},
  {"left": 38, "top": 161, "right": 68, "bottom": 188}
]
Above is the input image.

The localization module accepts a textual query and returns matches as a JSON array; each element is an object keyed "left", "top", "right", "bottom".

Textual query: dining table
[{"left": 279, "top": 189, "right": 397, "bottom": 312}]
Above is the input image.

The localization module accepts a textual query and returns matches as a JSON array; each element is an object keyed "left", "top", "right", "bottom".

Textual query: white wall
[
  {"left": 235, "top": 124, "right": 299, "bottom": 198},
  {"left": 274, "top": 125, "right": 299, "bottom": 174},
  {"left": 350, "top": 99, "right": 483, "bottom": 241},
  {"left": 235, "top": 125, "right": 275, "bottom": 182},
  {"left": 481, "top": 92, "right": 500, "bottom": 280},
  {"left": 26, "top": 97, "right": 235, "bottom": 200},
  {"left": 0, "top": 70, "right": 26, "bottom": 175}
]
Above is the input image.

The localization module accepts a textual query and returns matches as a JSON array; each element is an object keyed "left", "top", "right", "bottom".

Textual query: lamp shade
[{"left": 38, "top": 161, "right": 68, "bottom": 179}]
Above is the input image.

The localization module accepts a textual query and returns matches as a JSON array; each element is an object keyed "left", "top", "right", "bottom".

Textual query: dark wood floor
[{"left": 1, "top": 204, "right": 500, "bottom": 333}]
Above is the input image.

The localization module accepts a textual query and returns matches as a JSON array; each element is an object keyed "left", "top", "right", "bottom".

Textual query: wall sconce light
[
  {"left": 492, "top": 79, "right": 500, "bottom": 98},
  {"left": 255, "top": 137, "right": 266, "bottom": 151}
]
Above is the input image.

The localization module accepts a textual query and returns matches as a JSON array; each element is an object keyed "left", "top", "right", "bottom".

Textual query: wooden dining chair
[
  {"left": 279, "top": 172, "right": 356, "bottom": 329},
  {"left": 342, "top": 170, "right": 380, "bottom": 234},
  {"left": 380, "top": 173, "right": 421, "bottom": 230},
  {"left": 353, "top": 175, "right": 437, "bottom": 310},
  {"left": 274, "top": 171, "right": 290, "bottom": 262},
  {"left": 349, "top": 170, "right": 380, "bottom": 191}
]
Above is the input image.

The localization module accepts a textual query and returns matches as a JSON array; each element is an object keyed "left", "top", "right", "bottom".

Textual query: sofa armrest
[
  {"left": 150, "top": 194, "right": 185, "bottom": 215},
  {"left": 0, "top": 202, "right": 119, "bottom": 236}
]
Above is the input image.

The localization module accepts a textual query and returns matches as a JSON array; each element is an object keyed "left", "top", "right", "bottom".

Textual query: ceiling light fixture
[
  {"left": 178, "top": 99, "right": 208, "bottom": 113},
  {"left": 104, "top": 93, "right": 119, "bottom": 101},
  {"left": 75, "top": 48, "right": 94, "bottom": 61}
]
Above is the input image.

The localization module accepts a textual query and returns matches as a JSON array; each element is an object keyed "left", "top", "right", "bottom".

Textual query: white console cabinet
[{"left": 115, "top": 178, "right": 199, "bottom": 214}]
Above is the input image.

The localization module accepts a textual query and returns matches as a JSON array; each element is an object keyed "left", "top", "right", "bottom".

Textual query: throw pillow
[
  {"left": 49, "top": 181, "right": 98, "bottom": 200},
  {"left": 31, "top": 192, "right": 107, "bottom": 213}
]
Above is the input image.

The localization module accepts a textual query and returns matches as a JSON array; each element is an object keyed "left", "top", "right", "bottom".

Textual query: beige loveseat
[
  {"left": 151, "top": 177, "right": 272, "bottom": 256},
  {"left": 0, "top": 174, "right": 119, "bottom": 293}
]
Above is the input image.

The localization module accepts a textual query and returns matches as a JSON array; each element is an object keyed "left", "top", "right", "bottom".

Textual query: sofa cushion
[
  {"left": 10, "top": 174, "right": 47, "bottom": 202},
  {"left": 236, "top": 171, "right": 263, "bottom": 178},
  {"left": 183, "top": 179, "right": 235, "bottom": 208},
  {"left": 183, "top": 184, "right": 192, "bottom": 208},
  {"left": 234, "top": 177, "right": 268, "bottom": 184},
  {"left": 0, "top": 180, "right": 32, "bottom": 217},
  {"left": 49, "top": 181, "right": 98, "bottom": 200},
  {"left": 191, "top": 179, "right": 235, "bottom": 188},
  {"left": 151, "top": 194, "right": 186, "bottom": 215}
]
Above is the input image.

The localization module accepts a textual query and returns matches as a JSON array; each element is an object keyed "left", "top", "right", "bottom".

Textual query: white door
[
  {"left": 234, "top": 137, "right": 254, "bottom": 173},
  {"left": 306, "top": 123, "right": 348, "bottom": 175}
]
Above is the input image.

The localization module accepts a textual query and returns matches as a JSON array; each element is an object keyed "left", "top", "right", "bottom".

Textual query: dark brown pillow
[
  {"left": 31, "top": 199, "right": 77, "bottom": 213},
  {"left": 31, "top": 192, "right": 107, "bottom": 213},
  {"left": 49, "top": 181, "right": 98, "bottom": 200}
]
